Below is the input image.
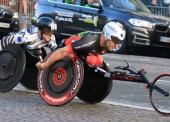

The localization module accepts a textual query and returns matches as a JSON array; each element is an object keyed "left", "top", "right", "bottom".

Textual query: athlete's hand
[
  {"left": 39, "top": 56, "right": 44, "bottom": 62},
  {"left": 36, "top": 62, "right": 46, "bottom": 70}
]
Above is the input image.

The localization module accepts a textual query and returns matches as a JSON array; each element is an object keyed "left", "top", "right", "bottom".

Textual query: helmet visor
[
  {"left": 111, "top": 36, "right": 122, "bottom": 44},
  {"left": 42, "top": 28, "right": 56, "bottom": 35}
]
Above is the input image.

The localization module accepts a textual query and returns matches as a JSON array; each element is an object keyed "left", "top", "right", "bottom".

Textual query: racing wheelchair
[{"left": 37, "top": 51, "right": 170, "bottom": 116}]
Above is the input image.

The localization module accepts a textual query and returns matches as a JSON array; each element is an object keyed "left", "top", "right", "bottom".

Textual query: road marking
[
  {"left": 102, "top": 101, "right": 154, "bottom": 111},
  {"left": 75, "top": 97, "right": 155, "bottom": 111},
  {"left": 157, "top": 80, "right": 170, "bottom": 83}
]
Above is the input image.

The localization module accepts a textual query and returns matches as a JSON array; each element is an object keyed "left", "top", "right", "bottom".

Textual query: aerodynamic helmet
[
  {"left": 103, "top": 21, "right": 126, "bottom": 44},
  {"left": 37, "top": 17, "right": 57, "bottom": 34}
]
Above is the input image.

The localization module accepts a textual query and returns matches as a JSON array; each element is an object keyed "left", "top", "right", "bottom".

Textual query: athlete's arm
[
  {"left": 36, "top": 45, "right": 71, "bottom": 70},
  {"left": 0, "top": 33, "right": 26, "bottom": 51}
]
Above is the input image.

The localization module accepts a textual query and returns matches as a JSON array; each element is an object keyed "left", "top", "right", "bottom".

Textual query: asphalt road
[{"left": 1, "top": 90, "right": 170, "bottom": 122}]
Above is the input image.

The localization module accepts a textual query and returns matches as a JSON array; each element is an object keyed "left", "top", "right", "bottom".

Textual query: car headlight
[
  {"left": 13, "top": 12, "right": 18, "bottom": 19},
  {"left": 129, "top": 18, "right": 153, "bottom": 29}
]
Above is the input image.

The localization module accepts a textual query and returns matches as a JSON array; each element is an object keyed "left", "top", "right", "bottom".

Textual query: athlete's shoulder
[
  {"left": 75, "top": 31, "right": 87, "bottom": 37},
  {"left": 27, "top": 26, "right": 39, "bottom": 33},
  {"left": 23, "top": 27, "right": 39, "bottom": 42},
  {"left": 86, "top": 31, "right": 101, "bottom": 37},
  {"left": 75, "top": 31, "right": 99, "bottom": 37}
]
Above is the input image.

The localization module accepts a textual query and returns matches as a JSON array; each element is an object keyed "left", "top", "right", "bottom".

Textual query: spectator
[
  {"left": 151, "top": 0, "right": 158, "bottom": 6},
  {"left": 146, "top": 0, "right": 163, "bottom": 6},
  {"left": 22, "top": 0, "right": 28, "bottom": 19},
  {"left": 9, "top": 0, "right": 16, "bottom": 6},
  {"left": 142, "top": 0, "right": 170, "bottom": 16},
  {"left": 84, "top": 0, "right": 99, "bottom": 7},
  {"left": 147, "top": 0, "right": 167, "bottom": 15},
  {"left": 64, "top": 0, "right": 76, "bottom": 4}
]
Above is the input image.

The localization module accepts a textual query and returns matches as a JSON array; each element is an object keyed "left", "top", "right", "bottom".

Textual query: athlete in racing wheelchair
[
  {"left": 0, "top": 17, "right": 58, "bottom": 91},
  {"left": 36, "top": 21, "right": 126, "bottom": 106}
]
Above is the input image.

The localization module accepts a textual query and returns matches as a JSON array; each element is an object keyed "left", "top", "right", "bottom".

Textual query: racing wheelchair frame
[{"left": 37, "top": 51, "right": 170, "bottom": 116}]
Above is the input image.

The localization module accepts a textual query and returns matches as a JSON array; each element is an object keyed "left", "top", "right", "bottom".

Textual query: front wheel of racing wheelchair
[
  {"left": 20, "top": 47, "right": 48, "bottom": 90},
  {"left": 37, "top": 51, "right": 113, "bottom": 106}
]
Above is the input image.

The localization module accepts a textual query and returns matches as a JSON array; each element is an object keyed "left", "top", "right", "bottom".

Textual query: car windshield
[{"left": 102, "top": 0, "right": 150, "bottom": 13}]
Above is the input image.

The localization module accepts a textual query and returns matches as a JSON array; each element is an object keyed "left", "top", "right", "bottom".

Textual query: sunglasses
[
  {"left": 43, "top": 33, "right": 52, "bottom": 36},
  {"left": 110, "top": 36, "right": 122, "bottom": 45}
]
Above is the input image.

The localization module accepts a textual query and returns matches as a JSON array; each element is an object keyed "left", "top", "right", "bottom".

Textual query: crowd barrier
[
  {"left": 0, "top": 0, "right": 35, "bottom": 25},
  {"left": 147, "top": 6, "right": 170, "bottom": 17}
]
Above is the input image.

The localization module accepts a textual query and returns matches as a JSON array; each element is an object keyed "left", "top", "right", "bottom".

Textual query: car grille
[
  {"left": 154, "top": 23, "right": 169, "bottom": 33},
  {"left": 0, "top": 11, "right": 13, "bottom": 20}
]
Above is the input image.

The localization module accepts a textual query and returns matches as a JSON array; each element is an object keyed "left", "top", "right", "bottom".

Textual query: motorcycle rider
[
  {"left": 0, "top": 17, "right": 58, "bottom": 61},
  {"left": 36, "top": 21, "right": 126, "bottom": 70}
]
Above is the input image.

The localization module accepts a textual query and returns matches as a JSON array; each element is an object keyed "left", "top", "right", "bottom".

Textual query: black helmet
[{"left": 37, "top": 17, "right": 57, "bottom": 34}]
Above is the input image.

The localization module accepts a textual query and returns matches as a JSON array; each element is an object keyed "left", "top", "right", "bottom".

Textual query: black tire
[
  {"left": 0, "top": 45, "right": 26, "bottom": 92},
  {"left": 150, "top": 73, "right": 170, "bottom": 116},
  {"left": 20, "top": 48, "right": 48, "bottom": 90},
  {"left": 20, "top": 67, "right": 38, "bottom": 90},
  {"left": 37, "top": 53, "right": 84, "bottom": 106},
  {"left": 77, "top": 62, "right": 112, "bottom": 104}
]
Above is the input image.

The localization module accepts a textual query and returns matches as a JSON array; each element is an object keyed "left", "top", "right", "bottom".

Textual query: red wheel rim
[{"left": 53, "top": 68, "right": 66, "bottom": 86}]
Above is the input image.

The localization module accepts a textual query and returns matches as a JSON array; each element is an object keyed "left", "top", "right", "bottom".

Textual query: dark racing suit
[
  {"left": 64, "top": 32, "right": 106, "bottom": 67},
  {"left": 0, "top": 26, "right": 57, "bottom": 51},
  {"left": 66, "top": 32, "right": 106, "bottom": 55}
]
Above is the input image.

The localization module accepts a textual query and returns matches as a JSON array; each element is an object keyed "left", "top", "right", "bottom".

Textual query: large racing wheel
[
  {"left": 20, "top": 48, "right": 48, "bottom": 90},
  {"left": 0, "top": 45, "right": 26, "bottom": 92},
  {"left": 77, "top": 62, "right": 113, "bottom": 104},
  {"left": 37, "top": 52, "right": 84, "bottom": 106}
]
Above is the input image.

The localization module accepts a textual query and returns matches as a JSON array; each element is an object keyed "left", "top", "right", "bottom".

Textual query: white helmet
[{"left": 103, "top": 22, "right": 126, "bottom": 42}]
